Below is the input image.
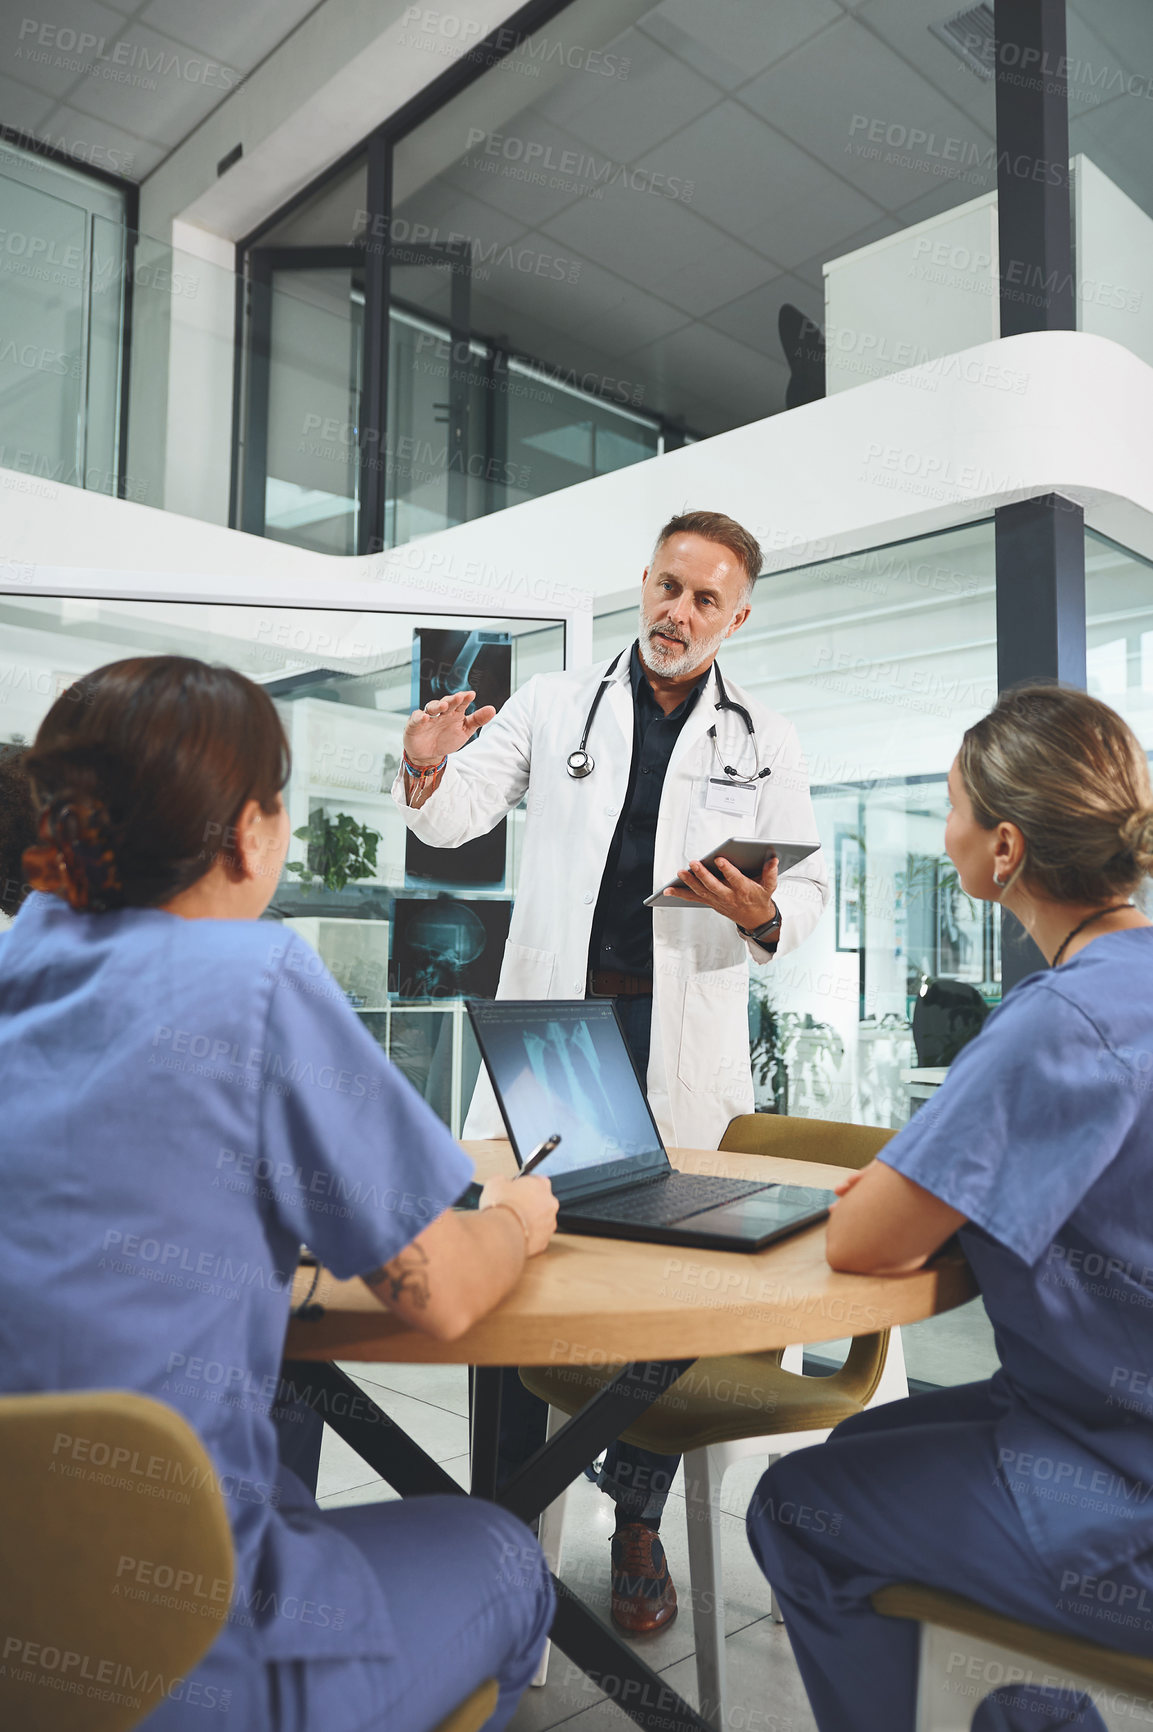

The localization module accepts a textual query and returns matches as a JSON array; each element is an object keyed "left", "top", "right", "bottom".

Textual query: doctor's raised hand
[{"left": 402, "top": 689, "right": 497, "bottom": 806}]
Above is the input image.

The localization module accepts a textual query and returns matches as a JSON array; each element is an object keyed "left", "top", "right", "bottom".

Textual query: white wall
[
  {"left": 824, "top": 157, "right": 1153, "bottom": 394},
  {"left": 7, "top": 330, "right": 1153, "bottom": 613}
]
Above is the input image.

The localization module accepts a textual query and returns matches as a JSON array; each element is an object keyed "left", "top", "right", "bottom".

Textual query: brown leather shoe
[{"left": 610, "top": 1522, "right": 678, "bottom": 1633}]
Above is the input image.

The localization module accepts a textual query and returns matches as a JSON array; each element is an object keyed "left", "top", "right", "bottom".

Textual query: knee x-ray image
[{"left": 405, "top": 627, "right": 512, "bottom": 888}]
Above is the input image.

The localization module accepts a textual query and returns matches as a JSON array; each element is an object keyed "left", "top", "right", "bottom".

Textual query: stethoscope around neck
[{"left": 565, "top": 649, "right": 771, "bottom": 784}]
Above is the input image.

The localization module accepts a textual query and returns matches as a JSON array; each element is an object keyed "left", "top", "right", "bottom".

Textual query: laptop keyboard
[{"left": 565, "top": 1171, "right": 771, "bottom": 1226}]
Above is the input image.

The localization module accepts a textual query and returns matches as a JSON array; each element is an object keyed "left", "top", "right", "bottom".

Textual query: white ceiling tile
[
  {"left": 139, "top": 0, "right": 316, "bottom": 69},
  {"left": 740, "top": 15, "right": 995, "bottom": 212},
  {"left": 851, "top": 0, "right": 997, "bottom": 132},
  {"left": 2, "top": 0, "right": 321, "bottom": 182},
  {"left": 634, "top": 101, "right": 885, "bottom": 267},
  {"left": 564, "top": 265, "right": 689, "bottom": 358},
  {"left": 63, "top": 22, "right": 244, "bottom": 150},
  {"left": 392, "top": 183, "right": 529, "bottom": 256},
  {"left": 33, "top": 102, "right": 160, "bottom": 179},
  {"left": 542, "top": 179, "right": 774, "bottom": 317},
  {"left": 1065, "top": 2, "right": 1153, "bottom": 125},
  {"left": 541, "top": 25, "right": 721, "bottom": 161},
  {"left": 475, "top": 246, "right": 689, "bottom": 356},
  {"left": 0, "top": 70, "right": 56, "bottom": 134},
  {"left": 438, "top": 109, "right": 623, "bottom": 233},
  {"left": 1070, "top": 0, "right": 1153, "bottom": 83},
  {"left": 704, "top": 273, "right": 823, "bottom": 361},
  {"left": 630, "top": 318, "right": 790, "bottom": 425},
  {"left": 638, "top": 0, "right": 841, "bottom": 93},
  {"left": 3, "top": 0, "right": 129, "bottom": 102}
]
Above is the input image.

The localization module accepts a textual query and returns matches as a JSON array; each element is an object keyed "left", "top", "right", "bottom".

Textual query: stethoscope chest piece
[{"left": 567, "top": 649, "right": 767, "bottom": 784}]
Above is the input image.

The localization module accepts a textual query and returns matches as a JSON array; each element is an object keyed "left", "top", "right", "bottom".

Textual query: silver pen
[{"left": 521, "top": 1133, "right": 562, "bottom": 1175}]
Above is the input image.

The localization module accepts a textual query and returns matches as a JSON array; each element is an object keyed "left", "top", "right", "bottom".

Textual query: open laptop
[{"left": 466, "top": 999, "right": 834, "bottom": 1252}]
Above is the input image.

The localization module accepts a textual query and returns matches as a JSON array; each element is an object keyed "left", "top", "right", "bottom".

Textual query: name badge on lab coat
[{"left": 705, "top": 777, "right": 758, "bottom": 819}]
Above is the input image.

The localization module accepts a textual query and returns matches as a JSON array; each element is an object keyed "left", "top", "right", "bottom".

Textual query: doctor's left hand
[{"left": 668, "top": 852, "right": 779, "bottom": 927}]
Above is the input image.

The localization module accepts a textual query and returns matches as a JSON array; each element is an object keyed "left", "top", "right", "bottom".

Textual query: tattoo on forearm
[{"left": 366, "top": 1243, "right": 431, "bottom": 1310}]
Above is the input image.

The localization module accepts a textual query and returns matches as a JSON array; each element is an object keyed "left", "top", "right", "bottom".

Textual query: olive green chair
[
  {"left": 0, "top": 1390, "right": 235, "bottom": 1732},
  {"left": 433, "top": 1678, "right": 500, "bottom": 1732},
  {"left": 524, "top": 1114, "right": 907, "bottom": 1728},
  {"left": 873, "top": 1583, "right": 1153, "bottom": 1729},
  {"left": 0, "top": 1389, "right": 504, "bottom": 1732}
]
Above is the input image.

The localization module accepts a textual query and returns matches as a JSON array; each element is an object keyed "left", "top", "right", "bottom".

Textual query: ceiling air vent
[{"left": 930, "top": 4, "right": 996, "bottom": 80}]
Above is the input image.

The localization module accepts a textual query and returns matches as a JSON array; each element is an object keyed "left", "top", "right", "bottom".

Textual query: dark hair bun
[{"left": 24, "top": 792, "right": 124, "bottom": 912}]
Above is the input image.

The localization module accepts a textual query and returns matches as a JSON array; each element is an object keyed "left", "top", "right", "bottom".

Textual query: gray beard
[{"left": 636, "top": 607, "right": 732, "bottom": 680}]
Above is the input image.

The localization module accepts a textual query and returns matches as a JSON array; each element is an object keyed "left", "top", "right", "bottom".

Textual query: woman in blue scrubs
[
  {"left": 0, "top": 655, "right": 558, "bottom": 1732},
  {"left": 748, "top": 685, "right": 1153, "bottom": 1732}
]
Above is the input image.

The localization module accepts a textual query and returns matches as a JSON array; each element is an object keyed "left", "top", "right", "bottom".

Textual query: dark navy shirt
[
  {"left": 590, "top": 642, "right": 708, "bottom": 980},
  {"left": 881, "top": 928, "right": 1153, "bottom": 1578}
]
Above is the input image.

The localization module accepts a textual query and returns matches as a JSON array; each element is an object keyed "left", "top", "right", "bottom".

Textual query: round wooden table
[
  {"left": 285, "top": 1141, "right": 976, "bottom": 1365},
  {"left": 282, "top": 1141, "right": 976, "bottom": 1732}
]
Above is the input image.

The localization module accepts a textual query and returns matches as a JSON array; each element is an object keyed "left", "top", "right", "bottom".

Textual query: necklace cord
[{"left": 1051, "top": 903, "right": 1134, "bottom": 969}]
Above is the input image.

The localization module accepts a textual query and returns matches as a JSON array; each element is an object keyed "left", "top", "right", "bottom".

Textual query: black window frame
[{"left": 231, "top": 0, "right": 689, "bottom": 553}]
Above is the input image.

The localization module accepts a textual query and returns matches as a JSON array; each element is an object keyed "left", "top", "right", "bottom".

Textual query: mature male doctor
[{"left": 394, "top": 508, "right": 829, "bottom": 1628}]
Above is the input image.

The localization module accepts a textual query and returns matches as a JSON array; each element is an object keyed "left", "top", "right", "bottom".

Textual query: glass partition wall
[
  {"left": 0, "top": 589, "right": 565, "bottom": 1130},
  {"left": 0, "top": 140, "right": 128, "bottom": 498}
]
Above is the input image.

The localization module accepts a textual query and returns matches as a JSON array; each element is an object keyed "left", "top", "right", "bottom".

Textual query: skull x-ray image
[{"left": 390, "top": 896, "right": 511, "bottom": 1000}]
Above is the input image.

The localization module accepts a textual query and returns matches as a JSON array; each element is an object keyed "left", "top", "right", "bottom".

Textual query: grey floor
[{"left": 315, "top": 1324, "right": 1150, "bottom": 1732}]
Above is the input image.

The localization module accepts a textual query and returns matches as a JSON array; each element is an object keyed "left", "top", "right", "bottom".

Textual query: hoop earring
[{"left": 993, "top": 871, "right": 1007, "bottom": 888}]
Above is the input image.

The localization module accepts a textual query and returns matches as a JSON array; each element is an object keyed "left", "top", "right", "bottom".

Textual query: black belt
[{"left": 587, "top": 968, "right": 653, "bottom": 998}]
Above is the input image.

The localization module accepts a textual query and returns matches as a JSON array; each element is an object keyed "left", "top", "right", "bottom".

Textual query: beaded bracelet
[{"left": 403, "top": 753, "right": 447, "bottom": 780}]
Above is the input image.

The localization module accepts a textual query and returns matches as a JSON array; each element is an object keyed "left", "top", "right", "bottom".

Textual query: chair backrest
[
  {"left": 433, "top": 1678, "right": 500, "bottom": 1732},
  {"left": 720, "top": 1113, "right": 895, "bottom": 1170},
  {"left": 0, "top": 1390, "right": 235, "bottom": 1732},
  {"left": 911, "top": 977, "right": 988, "bottom": 1068}
]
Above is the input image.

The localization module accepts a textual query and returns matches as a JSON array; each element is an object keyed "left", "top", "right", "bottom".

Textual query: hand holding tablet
[{"left": 644, "top": 836, "right": 819, "bottom": 908}]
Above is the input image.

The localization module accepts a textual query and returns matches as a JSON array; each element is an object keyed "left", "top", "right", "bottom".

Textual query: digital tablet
[{"left": 644, "top": 837, "right": 819, "bottom": 907}]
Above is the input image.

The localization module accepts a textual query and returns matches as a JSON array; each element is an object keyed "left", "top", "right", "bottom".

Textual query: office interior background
[{"left": 4, "top": 0, "right": 1153, "bottom": 1542}]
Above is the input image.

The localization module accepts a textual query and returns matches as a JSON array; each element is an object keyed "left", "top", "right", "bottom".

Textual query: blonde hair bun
[
  {"left": 1120, "top": 807, "right": 1153, "bottom": 874},
  {"left": 958, "top": 685, "right": 1153, "bottom": 906}
]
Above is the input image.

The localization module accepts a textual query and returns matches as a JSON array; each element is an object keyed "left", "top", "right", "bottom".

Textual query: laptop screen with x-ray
[{"left": 467, "top": 1000, "right": 670, "bottom": 1203}]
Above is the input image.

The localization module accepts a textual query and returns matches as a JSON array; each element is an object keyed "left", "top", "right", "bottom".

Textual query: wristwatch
[{"left": 738, "top": 907, "right": 782, "bottom": 950}]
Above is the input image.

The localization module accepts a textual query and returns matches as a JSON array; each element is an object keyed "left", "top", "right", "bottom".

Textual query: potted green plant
[
  {"left": 749, "top": 983, "right": 846, "bottom": 1116},
  {"left": 748, "top": 984, "right": 790, "bottom": 1114},
  {"left": 286, "top": 809, "right": 382, "bottom": 893}
]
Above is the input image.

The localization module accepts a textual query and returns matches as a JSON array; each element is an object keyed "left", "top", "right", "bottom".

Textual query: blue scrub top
[
  {"left": 0, "top": 893, "right": 473, "bottom": 1665},
  {"left": 881, "top": 928, "right": 1153, "bottom": 1578}
]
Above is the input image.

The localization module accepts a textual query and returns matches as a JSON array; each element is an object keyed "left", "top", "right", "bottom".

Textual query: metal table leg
[
  {"left": 470, "top": 1364, "right": 503, "bottom": 1498},
  {"left": 284, "top": 1356, "right": 713, "bottom": 1732}
]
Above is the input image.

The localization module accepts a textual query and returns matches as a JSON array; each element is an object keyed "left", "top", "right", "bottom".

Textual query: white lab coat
[{"left": 392, "top": 652, "right": 830, "bottom": 1149}]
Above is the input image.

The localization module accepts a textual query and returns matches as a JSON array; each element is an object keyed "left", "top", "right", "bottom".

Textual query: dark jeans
[
  {"left": 747, "top": 1384, "right": 1135, "bottom": 1732},
  {"left": 612, "top": 990, "right": 653, "bottom": 1080},
  {"left": 496, "top": 991, "right": 681, "bottom": 1525}
]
